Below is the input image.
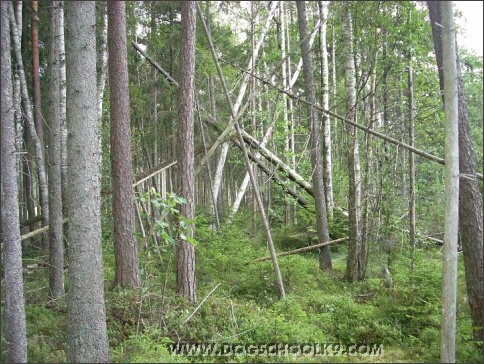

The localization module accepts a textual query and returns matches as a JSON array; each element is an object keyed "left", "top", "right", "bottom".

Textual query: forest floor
[{"left": 5, "top": 210, "right": 482, "bottom": 363}]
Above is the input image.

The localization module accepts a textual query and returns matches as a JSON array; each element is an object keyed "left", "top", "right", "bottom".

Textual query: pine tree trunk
[
  {"left": 297, "top": 0, "right": 332, "bottom": 270},
  {"left": 2, "top": 2, "right": 28, "bottom": 360},
  {"left": 47, "top": 0, "right": 65, "bottom": 299},
  {"left": 177, "top": 0, "right": 197, "bottom": 303},
  {"left": 108, "top": 0, "right": 141, "bottom": 289},
  {"left": 65, "top": 2, "right": 109, "bottom": 361}
]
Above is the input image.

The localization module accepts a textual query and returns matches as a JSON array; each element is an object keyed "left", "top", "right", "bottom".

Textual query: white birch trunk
[
  {"left": 319, "top": 0, "right": 333, "bottom": 218},
  {"left": 342, "top": 5, "right": 364, "bottom": 282}
]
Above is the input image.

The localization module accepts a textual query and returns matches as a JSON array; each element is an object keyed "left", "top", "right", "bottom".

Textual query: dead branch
[{"left": 249, "top": 237, "right": 348, "bottom": 263}]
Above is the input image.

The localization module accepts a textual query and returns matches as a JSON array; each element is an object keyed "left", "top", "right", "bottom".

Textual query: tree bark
[
  {"left": 31, "top": 1, "right": 44, "bottom": 148},
  {"left": 342, "top": 4, "right": 365, "bottom": 282},
  {"left": 177, "top": 1, "right": 197, "bottom": 303},
  {"left": 47, "top": 0, "right": 65, "bottom": 299},
  {"left": 318, "top": 0, "right": 334, "bottom": 219},
  {"left": 427, "top": 0, "right": 484, "bottom": 343},
  {"left": 407, "top": 50, "right": 416, "bottom": 268},
  {"left": 440, "top": 3, "right": 459, "bottom": 361},
  {"left": 65, "top": 2, "right": 109, "bottom": 361},
  {"left": 97, "top": 2, "right": 108, "bottom": 123},
  {"left": 9, "top": 1, "right": 50, "bottom": 250},
  {"left": 1, "top": 2, "right": 28, "bottom": 361},
  {"left": 108, "top": 0, "right": 141, "bottom": 289},
  {"left": 297, "top": 1, "right": 332, "bottom": 270}
]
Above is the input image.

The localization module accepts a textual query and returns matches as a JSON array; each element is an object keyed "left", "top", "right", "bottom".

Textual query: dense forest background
[{"left": 1, "top": 1, "right": 483, "bottom": 362}]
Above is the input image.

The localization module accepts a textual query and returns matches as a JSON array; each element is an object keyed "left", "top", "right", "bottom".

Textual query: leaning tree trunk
[
  {"left": 427, "top": 1, "right": 484, "bottom": 343},
  {"left": 342, "top": 4, "right": 365, "bottom": 282},
  {"left": 1, "top": 2, "right": 28, "bottom": 361},
  {"left": 297, "top": 0, "right": 332, "bottom": 270},
  {"left": 177, "top": 0, "right": 197, "bottom": 303},
  {"left": 209, "top": 1, "right": 278, "bottom": 223},
  {"left": 108, "top": 0, "right": 141, "bottom": 289},
  {"left": 197, "top": 2, "right": 286, "bottom": 299},
  {"left": 47, "top": 0, "right": 65, "bottom": 299},
  {"left": 65, "top": 2, "right": 110, "bottom": 361}
]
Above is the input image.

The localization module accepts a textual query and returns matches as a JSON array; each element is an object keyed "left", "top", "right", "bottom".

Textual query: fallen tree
[{"left": 249, "top": 237, "right": 348, "bottom": 264}]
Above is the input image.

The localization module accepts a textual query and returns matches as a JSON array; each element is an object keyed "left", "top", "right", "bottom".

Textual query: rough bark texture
[
  {"left": 297, "top": 1, "right": 332, "bottom": 270},
  {"left": 65, "top": 2, "right": 110, "bottom": 361},
  {"left": 47, "top": 0, "right": 65, "bottom": 299},
  {"left": 342, "top": 4, "right": 365, "bottom": 282},
  {"left": 440, "top": 3, "right": 459, "bottom": 361},
  {"left": 427, "top": 1, "right": 484, "bottom": 343},
  {"left": 1, "top": 2, "right": 28, "bottom": 361},
  {"left": 177, "top": 0, "right": 197, "bottom": 303},
  {"left": 108, "top": 0, "right": 141, "bottom": 289}
]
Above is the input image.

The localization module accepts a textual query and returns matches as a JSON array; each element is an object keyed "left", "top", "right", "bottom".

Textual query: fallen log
[
  {"left": 249, "top": 237, "right": 348, "bottom": 264},
  {"left": 21, "top": 218, "right": 69, "bottom": 242}
]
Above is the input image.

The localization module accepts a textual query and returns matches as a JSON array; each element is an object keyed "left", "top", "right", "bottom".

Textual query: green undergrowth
[{"left": 4, "top": 210, "right": 482, "bottom": 363}]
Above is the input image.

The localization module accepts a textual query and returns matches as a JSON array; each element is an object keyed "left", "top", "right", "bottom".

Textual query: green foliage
[
  {"left": 25, "top": 304, "right": 67, "bottom": 363},
  {"left": 137, "top": 190, "right": 198, "bottom": 247},
  {"left": 110, "top": 328, "right": 187, "bottom": 363}
]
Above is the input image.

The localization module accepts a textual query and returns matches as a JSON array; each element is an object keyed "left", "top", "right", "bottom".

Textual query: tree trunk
[
  {"left": 31, "top": 1, "right": 43, "bottom": 148},
  {"left": 440, "top": 3, "right": 459, "bottom": 361},
  {"left": 65, "top": 2, "right": 109, "bottom": 361},
  {"left": 407, "top": 50, "right": 416, "bottom": 268},
  {"left": 427, "top": 0, "right": 484, "bottom": 343},
  {"left": 9, "top": 1, "right": 50, "bottom": 250},
  {"left": 1, "top": 2, "right": 28, "bottom": 361},
  {"left": 58, "top": 2, "right": 68, "bottom": 221},
  {"left": 108, "top": 1, "right": 141, "bottom": 289},
  {"left": 97, "top": 2, "right": 108, "bottom": 123},
  {"left": 47, "top": 0, "right": 65, "bottom": 299},
  {"left": 297, "top": 0, "right": 332, "bottom": 270},
  {"left": 318, "top": 0, "right": 334, "bottom": 219},
  {"left": 177, "top": 1, "right": 197, "bottom": 303},
  {"left": 342, "top": 4, "right": 364, "bottom": 282}
]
